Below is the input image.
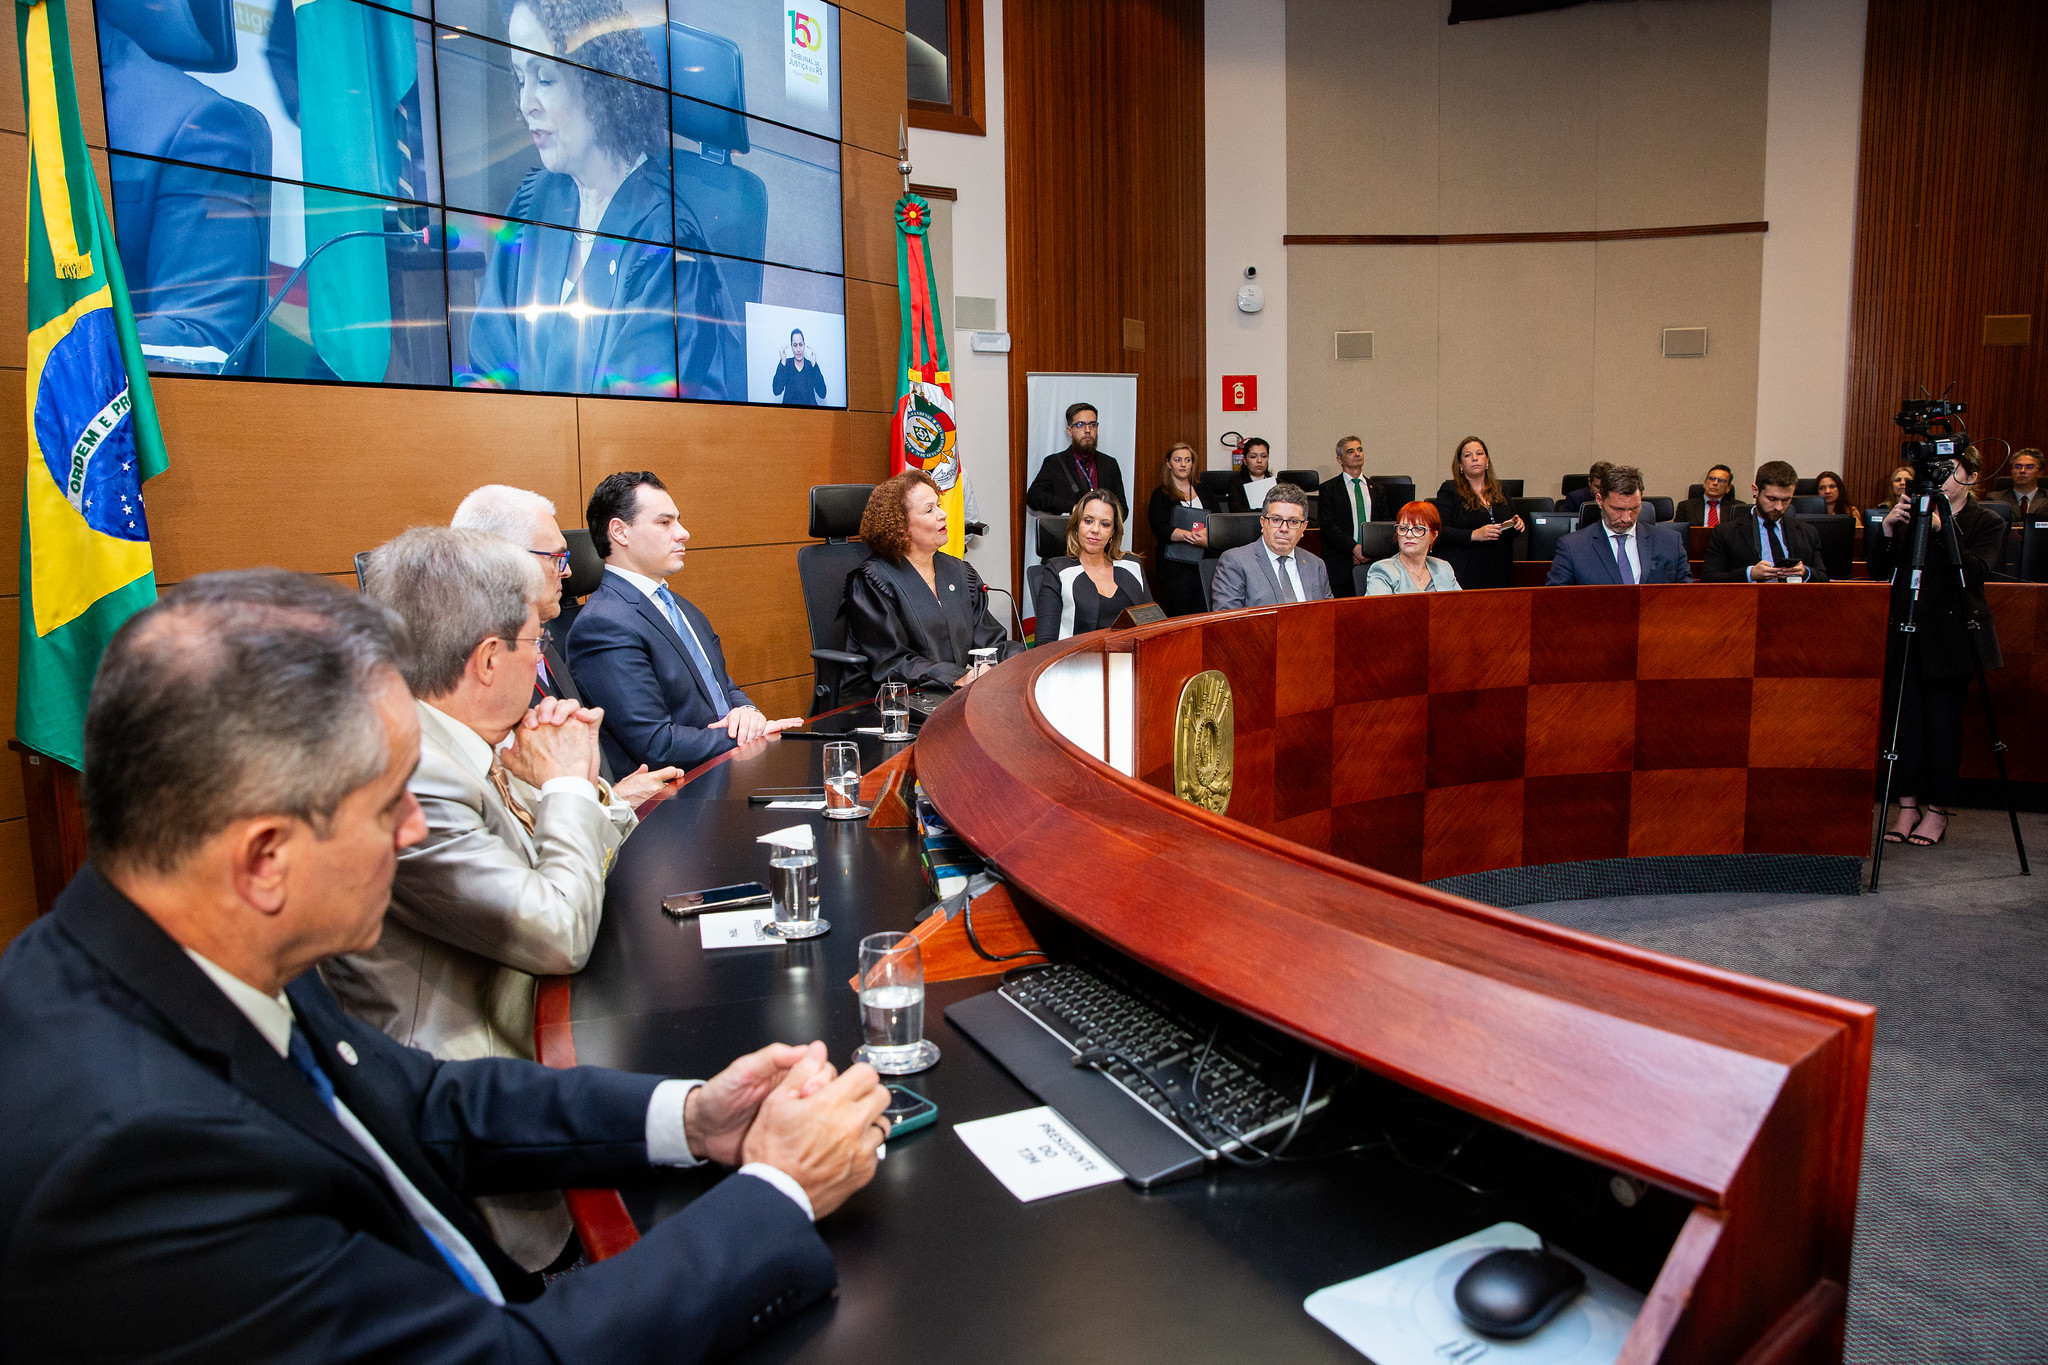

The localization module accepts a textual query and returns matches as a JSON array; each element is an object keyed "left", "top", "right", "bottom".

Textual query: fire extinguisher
[{"left": 1220, "top": 430, "right": 1245, "bottom": 471}]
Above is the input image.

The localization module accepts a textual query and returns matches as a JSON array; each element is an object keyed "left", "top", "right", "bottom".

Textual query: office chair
[
  {"left": 1356, "top": 522, "right": 1398, "bottom": 564},
  {"left": 2019, "top": 519, "right": 2048, "bottom": 582},
  {"left": 669, "top": 25, "right": 768, "bottom": 310},
  {"left": 1562, "top": 473, "right": 1590, "bottom": 497},
  {"left": 353, "top": 551, "right": 373, "bottom": 591},
  {"left": 552, "top": 528, "right": 606, "bottom": 641},
  {"left": 1197, "top": 469, "right": 1247, "bottom": 512},
  {"left": 1499, "top": 479, "right": 1524, "bottom": 498},
  {"left": 1789, "top": 495, "right": 1827, "bottom": 516},
  {"left": 1805, "top": 514, "right": 1854, "bottom": 582},
  {"left": 1795, "top": 478, "right": 1818, "bottom": 496},
  {"left": 1368, "top": 476, "right": 1415, "bottom": 517},
  {"left": 1275, "top": 468, "right": 1320, "bottom": 492},
  {"left": 1646, "top": 495, "right": 1675, "bottom": 524},
  {"left": 1576, "top": 500, "right": 1664, "bottom": 530},
  {"left": 1033, "top": 512, "right": 1069, "bottom": 560},
  {"left": 1196, "top": 512, "right": 1264, "bottom": 607},
  {"left": 796, "top": 484, "right": 874, "bottom": 715},
  {"left": 1523, "top": 513, "right": 1577, "bottom": 564},
  {"left": 1512, "top": 496, "right": 1555, "bottom": 521}
]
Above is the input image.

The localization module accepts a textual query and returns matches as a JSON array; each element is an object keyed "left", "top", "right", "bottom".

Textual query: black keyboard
[{"left": 995, "top": 962, "right": 1323, "bottom": 1161}]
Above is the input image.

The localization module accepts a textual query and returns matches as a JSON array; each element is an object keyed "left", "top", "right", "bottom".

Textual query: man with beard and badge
[{"left": 1026, "top": 402, "right": 1129, "bottom": 516}]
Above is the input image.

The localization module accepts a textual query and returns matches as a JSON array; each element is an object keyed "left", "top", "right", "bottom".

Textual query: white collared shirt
[
  {"left": 604, "top": 567, "right": 743, "bottom": 717},
  {"left": 419, "top": 700, "right": 600, "bottom": 809},
  {"left": 1262, "top": 542, "right": 1307, "bottom": 600},
  {"left": 184, "top": 952, "right": 814, "bottom": 1226}
]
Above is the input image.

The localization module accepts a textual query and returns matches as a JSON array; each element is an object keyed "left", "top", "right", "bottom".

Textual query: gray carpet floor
[{"left": 1510, "top": 810, "right": 2047, "bottom": 1365}]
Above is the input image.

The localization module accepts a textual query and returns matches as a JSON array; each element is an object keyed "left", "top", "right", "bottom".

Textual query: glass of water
[
  {"left": 878, "top": 681, "right": 911, "bottom": 740},
  {"left": 822, "top": 741, "right": 869, "bottom": 820},
  {"left": 854, "top": 931, "right": 940, "bottom": 1074},
  {"left": 764, "top": 837, "right": 828, "bottom": 940},
  {"left": 968, "top": 646, "right": 998, "bottom": 679}
]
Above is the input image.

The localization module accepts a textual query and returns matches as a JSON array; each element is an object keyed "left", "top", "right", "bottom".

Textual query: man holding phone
[{"left": 1702, "top": 460, "right": 1829, "bottom": 583}]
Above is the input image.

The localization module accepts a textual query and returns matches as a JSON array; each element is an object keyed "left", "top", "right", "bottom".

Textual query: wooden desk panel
[{"left": 1132, "top": 584, "right": 1890, "bottom": 880}]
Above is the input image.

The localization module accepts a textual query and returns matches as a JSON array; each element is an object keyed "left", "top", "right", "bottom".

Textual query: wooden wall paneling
[
  {"left": 744, "top": 675, "right": 815, "bottom": 722},
  {"left": 0, "top": 820, "right": 34, "bottom": 946},
  {"left": 834, "top": 0, "right": 905, "bottom": 32},
  {"left": 666, "top": 543, "right": 816, "bottom": 687},
  {"left": 843, "top": 147, "right": 911, "bottom": 286},
  {"left": 0, "top": 368, "right": 20, "bottom": 595},
  {"left": 1845, "top": 0, "right": 2048, "bottom": 502},
  {"left": 839, "top": 8, "right": 911, "bottom": 158},
  {"left": 574, "top": 399, "right": 854, "bottom": 548},
  {"left": 846, "top": 410, "right": 895, "bottom": 483},
  {"left": 142, "top": 380, "right": 580, "bottom": 580},
  {"left": 1004, "top": 0, "right": 1205, "bottom": 582},
  {"left": 0, "top": 600, "right": 21, "bottom": 821},
  {"left": 842, "top": 277, "right": 904, "bottom": 414}
]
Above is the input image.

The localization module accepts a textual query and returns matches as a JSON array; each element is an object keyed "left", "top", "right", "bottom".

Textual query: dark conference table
[{"left": 565, "top": 712, "right": 1672, "bottom": 1364}]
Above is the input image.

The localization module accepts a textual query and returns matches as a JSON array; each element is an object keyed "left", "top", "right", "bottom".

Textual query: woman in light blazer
[
  {"left": 1364, "top": 501, "right": 1462, "bottom": 595},
  {"left": 1035, "top": 489, "right": 1151, "bottom": 641}
]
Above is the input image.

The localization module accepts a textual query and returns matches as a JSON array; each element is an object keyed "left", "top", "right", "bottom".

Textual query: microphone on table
[
  {"left": 982, "top": 585, "right": 1026, "bottom": 643},
  {"left": 215, "top": 221, "right": 455, "bottom": 377}
]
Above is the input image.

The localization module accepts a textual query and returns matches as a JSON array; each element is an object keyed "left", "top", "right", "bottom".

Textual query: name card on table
[
  {"left": 699, "top": 908, "right": 777, "bottom": 949},
  {"left": 953, "top": 1106, "right": 1125, "bottom": 1202}
]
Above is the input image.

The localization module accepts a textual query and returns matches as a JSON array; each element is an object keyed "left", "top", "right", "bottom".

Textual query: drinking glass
[
  {"left": 854, "top": 931, "right": 940, "bottom": 1073},
  {"left": 968, "top": 646, "right": 998, "bottom": 678},
  {"left": 878, "top": 681, "right": 911, "bottom": 740},
  {"left": 763, "top": 839, "right": 827, "bottom": 939},
  {"left": 822, "top": 741, "right": 869, "bottom": 820}
]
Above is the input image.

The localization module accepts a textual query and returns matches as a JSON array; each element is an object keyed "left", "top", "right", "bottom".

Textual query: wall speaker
[
  {"left": 1661, "top": 327, "right": 1708, "bottom": 358},
  {"left": 1335, "top": 330, "right": 1374, "bottom": 360},
  {"left": 954, "top": 295, "right": 997, "bottom": 331},
  {"left": 1984, "top": 314, "right": 2031, "bottom": 346}
]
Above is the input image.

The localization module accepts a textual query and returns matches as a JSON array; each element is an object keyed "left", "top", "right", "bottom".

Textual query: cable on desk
[{"left": 960, "top": 888, "right": 1048, "bottom": 964}]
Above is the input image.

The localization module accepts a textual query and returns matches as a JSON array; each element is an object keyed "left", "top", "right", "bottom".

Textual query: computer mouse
[{"left": 1452, "top": 1247, "right": 1587, "bottom": 1339}]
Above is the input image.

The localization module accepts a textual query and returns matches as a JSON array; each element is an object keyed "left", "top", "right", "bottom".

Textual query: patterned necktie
[
  {"left": 1613, "top": 532, "right": 1636, "bottom": 584},
  {"left": 1351, "top": 477, "right": 1369, "bottom": 533},
  {"left": 285, "top": 1024, "right": 490, "bottom": 1298},
  {"left": 535, "top": 652, "right": 552, "bottom": 694},
  {"left": 1276, "top": 555, "right": 1299, "bottom": 603},
  {"left": 488, "top": 760, "right": 536, "bottom": 835},
  {"left": 1707, "top": 501, "right": 1720, "bottom": 528},
  {"left": 654, "top": 585, "right": 731, "bottom": 714}
]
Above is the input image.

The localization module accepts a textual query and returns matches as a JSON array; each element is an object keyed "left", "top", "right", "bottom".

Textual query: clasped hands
[
  {"left": 500, "top": 697, "right": 685, "bottom": 806},
  {"left": 684, "top": 1041, "right": 892, "bottom": 1219},
  {"left": 708, "top": 706, "right": 806, "bottom": 746}
]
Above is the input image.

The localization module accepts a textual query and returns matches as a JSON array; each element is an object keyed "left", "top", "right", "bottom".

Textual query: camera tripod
[{"left": 1868, "top": 474, "right": 2029, "bottom": 891}]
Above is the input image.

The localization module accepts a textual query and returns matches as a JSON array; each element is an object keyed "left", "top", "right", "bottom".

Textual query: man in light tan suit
[{"left": 324, "top": 526, "right": 636, "bottom": 1271}]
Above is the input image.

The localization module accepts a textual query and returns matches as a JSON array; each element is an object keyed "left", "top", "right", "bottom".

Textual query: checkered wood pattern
[
  {"left": 1964, "top": 584, "right": 2047, "bottom": 784},
  {"left": 1135, "top": 584, "right": 1892, "bottom": 882}
]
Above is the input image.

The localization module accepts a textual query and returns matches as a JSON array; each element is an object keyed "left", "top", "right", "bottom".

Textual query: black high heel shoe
[
  {"left": 1905, "top": 807, "right": 1949, "bottom": 847},
  {"left": 1883, "top": 800, "right": 1920, "bottom": 844}
]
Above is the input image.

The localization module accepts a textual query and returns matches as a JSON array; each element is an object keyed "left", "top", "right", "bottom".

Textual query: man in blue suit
[
  {"left": 1546, "top": 465, "right": 1693, "bottom": 586},
  {"left": 568, "top": 471, "right": 803, "bottom": 774},
  {"left": 0, "top": 570, "right": 890, "bottom": 1361}
]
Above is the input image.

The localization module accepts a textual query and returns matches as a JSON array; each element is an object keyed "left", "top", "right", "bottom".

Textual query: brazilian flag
[{"left": 14, "top": 0, "right": 168, "bottom": 768}]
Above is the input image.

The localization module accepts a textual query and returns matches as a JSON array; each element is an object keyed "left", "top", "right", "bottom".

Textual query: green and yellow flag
[{"left": 14, "top": 0, "right": 168, "bottom": 767}]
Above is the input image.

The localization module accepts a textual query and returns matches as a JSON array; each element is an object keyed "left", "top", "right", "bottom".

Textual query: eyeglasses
[
  {"left": 529, "top": 548, "right": 571, "bottom": 573},
  {"left": 1263, "top": 516, "right": 1306, "bottom": 530},
  {"left": 1395, "top": 524, "right": 1431, "bottom": 537},
  {"left": 1069, "top": 420, "right": 1099, "bottom": 430},
  {"left": 503, "top": 628, "right": 553, "bottom": 653}
]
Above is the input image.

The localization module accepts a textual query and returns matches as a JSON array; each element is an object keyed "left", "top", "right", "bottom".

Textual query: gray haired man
[
  {"left": 324, "top": 527, "right": 638, "bottom": 1270},
  {"left": 1210, "top": 484, "right": 1334, "bottom": 609}
]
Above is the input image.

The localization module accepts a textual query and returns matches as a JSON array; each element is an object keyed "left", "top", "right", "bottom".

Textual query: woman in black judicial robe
[
  {"left": 1433, "top": 435, "right": 1525, "bottom": 589},
  {"left": 1875, "top": 448, "right": 2005, "bottom": 849},
  {"left": 842, "top": 471, "right": 1025, "bottom": 696},
  {"left": 459, "top": 0, "right": 741, "bottom": 398}
]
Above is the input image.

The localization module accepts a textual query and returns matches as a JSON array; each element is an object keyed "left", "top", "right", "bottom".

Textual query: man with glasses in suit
[
  {"left": 1211, "top": 485, "right": 1333, "bottom": 609},
  {"left": 326, "top": 527, "right": 641, "bottom": 1273}
]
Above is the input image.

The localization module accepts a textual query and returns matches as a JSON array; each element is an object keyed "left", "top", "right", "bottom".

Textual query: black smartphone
[
  {"left": 660, "top": 882, "right": 772, "bottom": 920},
  {"left": 882, "top": 1085, "right": 938, "bottom": 1138}
]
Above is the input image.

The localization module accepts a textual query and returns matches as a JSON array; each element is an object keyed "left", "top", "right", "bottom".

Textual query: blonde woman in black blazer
[{"left": 1034, "top": 489, "right": 1151, "bottom": 642}]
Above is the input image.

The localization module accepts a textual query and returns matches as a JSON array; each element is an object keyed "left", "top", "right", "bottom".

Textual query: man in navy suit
[
  {"left": 568, "top": 471, "right": 803, "bottom": 774},
  {"left": 0, "top": 570, "right": 890, "bottom": 1361},
  {"left": 1546, "top": 465, "right": 1693, "bottom": 586}
]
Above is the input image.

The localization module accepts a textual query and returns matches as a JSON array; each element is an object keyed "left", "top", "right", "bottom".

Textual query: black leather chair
[
  {"left": 1806, "top": 514, "right": 1855, "bottom": 582},
  {"left": 1368, "top": 476, "right": 1415, "bottom": 517},
  {"left": 1523, "top": 512, "right": 1578, "bottom": 564},
  {"left": 1978, "top": 499, "right": 2018, "bottom": 531},
  {"left": 2019, "top": 518, "right": 2048, "bottom": 583},
  {"left": 552, "top": 528, "right": 605, "bottom": 641},
  {"left": 1512, "top": 496, "right": 1555, "bottom": 521},
  {"left": 1795, "top": 478, "right": 1818, "bottom": 496},
  {"left": 1275, "top": 468, "right": 1320, "bottom": 491},
  {"left": 796, "top": 484, "right": 875, "bottom": 715},
  {"left": 1576, "top": 500, "right": 1666, "bottom": 529},
  {"left": 1646, "top": 495, "right": 1675, "bottom": 524},
  {"left": 1197, "top": 512, "right": 1264, "bottom": 608},
  {"left": 1790, "top": 495, "right": 1827, "bottom": 516},
  {"left": 1562, "top": 473, "right": 1590, "bottom": 497},
  {"left": 1197, "top": 470, "right": 1244, "bottom": 511},
  {"left": 1357, "top": 522, "right": 1398, "bottom": 563},
  {"left": 1033, "top": 512, "right": 1069, "bottom": 559},
  {"left": 1499, "top": 479, "right": 1524, "bottom": 498},
  {"left": 353, "top": 551, "right": 373, "bottom": 591}
]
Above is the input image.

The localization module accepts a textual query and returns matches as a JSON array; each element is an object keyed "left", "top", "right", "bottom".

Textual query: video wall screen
[{"left": 93, "top": 0, "right": 848, "bottom": 405}]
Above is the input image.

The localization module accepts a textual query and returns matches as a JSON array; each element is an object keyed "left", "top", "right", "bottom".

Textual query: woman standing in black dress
[
  {"left": 1146, "top": 442, "right": 1209, "bottom": 616},
  {"left": 1433, "top": 436, "right": 1524, "bottom": 589}
]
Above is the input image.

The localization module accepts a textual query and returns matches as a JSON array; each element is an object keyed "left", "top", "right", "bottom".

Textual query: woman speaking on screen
[{"left": 460, "top": 0, "right": 738, "bottom": 397}]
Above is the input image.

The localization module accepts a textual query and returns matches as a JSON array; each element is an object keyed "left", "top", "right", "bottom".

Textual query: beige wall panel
[
  {"left": 1591, "top": 234, "right": 1763, "bottom": 490},
  {"left": 1437, "top": 242, "right": 1596, "bottom": 501},
  {"left": 1438, "top": 5, "right": 1599, "bottom": 235},
  {"left": 843, "top": 147, "right": 907, "bottom": 286},
  {"left": 847, "top": 409, "right": 893, "bottom": 484},
  {"left": 0, "top": 368, "right": 20, "bottom": 596},
  {"left": 666, "top": 542, "right": 812, "bottom": 685},
  {"left": 574, "top": 400, "right": 854, "bottom": 547},
  {"left": 745, "top": 674, "right": 814, "bottom": 720},
  {"left": 841, "top": 10, "right": 910, "bottom": 158},
  {"left": 837, "top": 0, "right": 904, "bottom": 32},
  {"left": 843, "top": 277, "right": 902, "bottom": 414},
  {"left": 0, "top": 597, "right": 22, "bottom": 821},
  {"left": 0, "top": 820, "right": 33, "bottom": 950},
  {"left": 1285, "top": 245, "right": 1440, "bottom": 483},
  {"left": 0, "top": 0, "right": 104, "bottom": 144},
  {"left": 143, "top": 380, "right": 580, "bottom": 580},
  {"left": 1595, "top": 0, "right": 1769, "bottom": 230},
  {"left": 1284, "top": 0, "right": 1440, "bottom": 236}
]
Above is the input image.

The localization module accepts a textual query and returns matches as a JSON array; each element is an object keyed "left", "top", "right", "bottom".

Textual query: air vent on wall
[
  {"left": 1662, "top": 327, "right": 1708, "bottom": 358},
  {"left": 954, "top": 295, "right": 997, "bottom": 331},
  {"left": 1335, "top": 330, "right": 1374, "bottom": 360}
]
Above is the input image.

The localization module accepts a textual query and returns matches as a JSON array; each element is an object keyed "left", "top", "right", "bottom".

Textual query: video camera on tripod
[{"left": 1893, "top": 395, "right": 1968, "bottom": 487}]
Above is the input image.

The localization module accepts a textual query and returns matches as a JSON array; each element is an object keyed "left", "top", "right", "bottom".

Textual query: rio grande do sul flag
[
  {"left": 14, "top": 0, "right": 168, "bottom": 767},
  {"left": 890, "top": 193, "right": 963, "bottom": 558}
]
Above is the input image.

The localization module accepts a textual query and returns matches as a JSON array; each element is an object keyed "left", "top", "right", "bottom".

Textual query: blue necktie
[
  {"left": 1613, "top": 532, "right": 1636, "bottom": 584},
  {"left": 286, "top": 1024, "right": 490, "bottom": 1298},
  {"left": 654, "top": 585, "right": 730, "bottom": 714}
]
